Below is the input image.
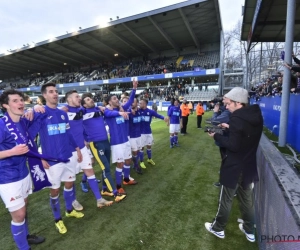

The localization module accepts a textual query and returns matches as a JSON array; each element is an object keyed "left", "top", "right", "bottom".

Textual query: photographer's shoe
[
  {"left": 239, "top": 223, "right": 255, "bottom": 242},
  {"left": 214, "top": 182, "right": 221, "bottom": 187},
  {"left": 205, "top": 222, "right": 225, "bottom": 239}
]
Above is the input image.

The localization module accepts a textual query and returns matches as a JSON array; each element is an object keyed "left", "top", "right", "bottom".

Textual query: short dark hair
[
  {"left": 105, "top": 94, "right": 115, "bottom": 104},
  {"left": 81, "top": 93, "right": 93, "bottom": 107},
  {"left": 170, "top": 98, "right": 175, "bottom": 106},
  {"left": 140, "top": 98, "right": 148, "bottom": 104},
  {"left": 41, "top": 82, "right": 56, "bottom": 94},
  {"left": 0, "top": 89, "right": 25, "bottom": 112},
  {"left": 37, "top": 95, "right": 46, "bottom": 105},
  {"left": 23, "top": 94, "right": 31, "bottom": 102},
  {"left": 121, "top": 96, "right": 129, "bottom": 102},
  {"left": 65, "top": 90, "right": 78, "bottom": 100}
]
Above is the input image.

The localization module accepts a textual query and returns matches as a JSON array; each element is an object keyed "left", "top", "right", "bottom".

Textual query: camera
[{"left": 204, "top": 126, "right": 224, "bottom": 135}]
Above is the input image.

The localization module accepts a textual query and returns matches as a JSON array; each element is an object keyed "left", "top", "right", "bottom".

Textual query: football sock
[
  {"left": 147, "top": 149, "right": 152, "bottom": 159},
  {"left": 123, "top": 165, "right": 131, "bottom": 182},
  {"left": 11, "top": 220, "right": 29, "bottom": 250},
  {"left": 139, "top": 150, "right": 144, "bottom": 161},
  {"left": 82, "top": 173, "right": 87, "bottom": 182},
  {"left": 115, "top": 168, "right": 123, "bottom": 187},
  {"left": 63, "top": 187, "right": 74, "bottom": 213},
  {"left": 170, "top": 136, "right": 174, "bottom": 145},
  {"left": 132, "top": 154, "right": 138, "bottom": 168},
  {"left": 50, "top": 195, "right": 62, "bottom": 221},
  {"left": 174, "top": 135, "right": 178, "bottom": 144},
  {"left": 87, "top": 175, "right": 101, "bottom": 200}
]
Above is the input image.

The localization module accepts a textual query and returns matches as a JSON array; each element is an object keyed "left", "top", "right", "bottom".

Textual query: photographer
[
  {"left": 209, "top": 101, "right": 230, "bottom": 187},
  {"left": 205, "top": 87, "right": 263, "bottom": 243}
]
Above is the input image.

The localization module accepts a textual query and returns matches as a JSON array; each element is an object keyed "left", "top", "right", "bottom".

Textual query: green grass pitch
[{"left": 0, "top": 111, "right": 259, "bottom": 250}]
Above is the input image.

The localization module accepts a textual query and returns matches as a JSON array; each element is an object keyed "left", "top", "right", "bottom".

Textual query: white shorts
[
  {"left": 129, "top": 136, "right": 142, "bottom": 151},
  {"left": 169, "top": 124, "right": 180, "bottom": 134},
  {"left": 111, "top": 141, "right": 132, "bottom": 163},
  {"left": 141, "top": 134, "right": 153, "bottom": 147},
  {"left": 73, "top": 146, "right": 93, "bottom": 174},
  {"left": 45, "top": 156, "right": 76, "bottom": 189},
  {"left": 0, "top": 174, "right": 32, "bottom": 212}
]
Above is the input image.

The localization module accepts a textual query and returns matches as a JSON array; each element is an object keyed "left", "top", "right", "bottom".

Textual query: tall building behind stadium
[{"left": 0, "top": 0, "right": 241, "bottom": 103}]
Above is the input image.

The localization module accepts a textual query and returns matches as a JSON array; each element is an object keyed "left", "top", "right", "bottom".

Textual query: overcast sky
[{"left": 0, "top": 0, "right": 244, "bottom": 54}]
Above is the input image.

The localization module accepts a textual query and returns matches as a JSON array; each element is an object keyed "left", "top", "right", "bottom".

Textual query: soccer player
[
  {"left": 139, "top": 99, "right": 169, "bottom": 168},
  {"left": 29, "top": 83, "right": 84, "bottom": 234},
  {"left": 105, "top": 87, "right": 138, "bottom": 191},
  {"left": 64, "top": 90, "right": 113, "bottom": 208},
  {"left": 120, "top": 95, "right": 141, "bottom": 176},
  {"left": 128, "top": 98, "right": 143, "bottom": 174},
  {"left": 167, "top": 99, "right": 182, "bottom": 148},
  {"left": 81, "top": 94, "right": 127, "bottom": 202},
  {"left": 0, "top": 90, "right": 45, "bottom": 249}
]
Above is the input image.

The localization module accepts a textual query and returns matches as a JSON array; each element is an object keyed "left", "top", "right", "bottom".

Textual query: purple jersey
[
  {"left": 168, "top": 106, "right": 181, "bottom": 124},
  {"left": 129, "top": 109, "right": 142, "bottom": 139},
  {"left": 83, "top": 107, "right": 107, "bottom": 142},
  {"left": 0, "top": 119, "right": 29, "bottom": 184},
  {"left": 83, "top": 107, "right": 120, "bottom": 142},
  {"left": 104, "top": 108, "right": 129, "bottom": 145},
  {"left": 67, "top": 106, "right": 85, "bottom": 149},
  {"left": 28, "top": 106, "right": 78, "bottom": 166},
  {"left": 140, "top": 108, "right": 164, "bottom": 134}
]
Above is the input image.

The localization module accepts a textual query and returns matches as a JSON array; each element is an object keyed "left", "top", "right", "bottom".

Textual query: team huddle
[{"left": 0, "top": 80, "right": 175, "bottom": 250}]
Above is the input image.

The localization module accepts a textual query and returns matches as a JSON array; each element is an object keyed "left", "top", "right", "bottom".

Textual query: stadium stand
[{"left": 1, "top": 52, "right": 220, "bottom": 89}]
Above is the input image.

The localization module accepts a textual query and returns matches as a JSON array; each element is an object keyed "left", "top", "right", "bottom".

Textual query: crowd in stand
[
  {"left": 250, "top": 53, "right": 300, "bottom": 100},
  {"left": 250, "top": 71, "right": 300, "bottom": 101},
  {"left": 2, "top": 52, "right": 220, "bottom": 89}
]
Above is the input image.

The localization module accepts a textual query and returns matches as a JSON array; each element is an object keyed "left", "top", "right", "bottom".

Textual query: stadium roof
[
  {"left": 0, "top": 0, "right": 222, "bottom": 80},
  {"left": 241, "top": 0, "right": 300, "bottom": 51}
]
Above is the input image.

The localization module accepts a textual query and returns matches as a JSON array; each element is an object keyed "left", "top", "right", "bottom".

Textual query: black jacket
[{"left": 214, "top": 104, "right": 263, "bottom": 189}]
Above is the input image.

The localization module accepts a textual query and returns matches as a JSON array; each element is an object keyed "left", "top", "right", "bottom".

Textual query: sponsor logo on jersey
[
  {"left": 142, "top": 116, "right": 150, "bottom": 122},
  {"left": 47, "top": 116, "right": 52, "bottom": 119},
  {"left": 47, "top": 123, "right": 67, "bottom": 135},
  {"left": 116, "top": 116, "right": 125, "bottom": 124},
  {"left": 61, "top": 115, "right": 65, "bottom": 120},
  {"left": 133, "top": 117, "right": 141, "bottom": 123}
]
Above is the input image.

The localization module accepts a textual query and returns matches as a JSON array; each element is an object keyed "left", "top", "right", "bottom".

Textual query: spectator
[{"left": 152, "top": 100, "right": 158, "bottom": 112}]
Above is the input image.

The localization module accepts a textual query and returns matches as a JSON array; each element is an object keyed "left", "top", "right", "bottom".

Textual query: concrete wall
[{"left": 255, "top": 134, "right": 300, "bottom": 250}]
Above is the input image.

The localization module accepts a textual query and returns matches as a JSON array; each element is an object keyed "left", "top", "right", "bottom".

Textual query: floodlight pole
[{"left": 278, "top": 0, "right": 296, "bottom": 147}]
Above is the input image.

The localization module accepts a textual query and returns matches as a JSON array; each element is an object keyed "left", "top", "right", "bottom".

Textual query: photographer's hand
[
  {"left": 219, "top": 123, "right": 229, "bottom": 129},
  {"left": 207, "top": 132, "right": 215, "bottom": 137},
  {"left": 213, "top": 104, "right": 219, "bottom": 113}
]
